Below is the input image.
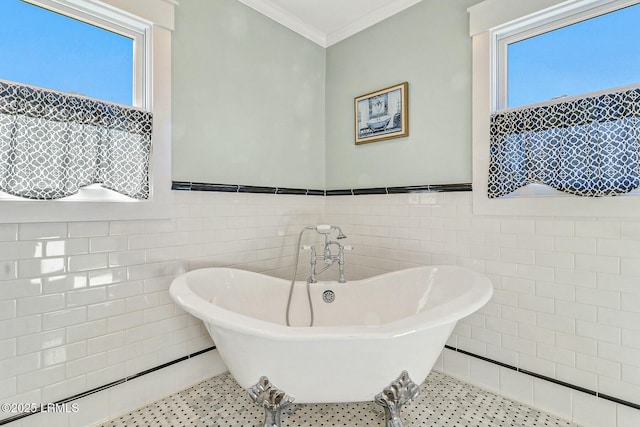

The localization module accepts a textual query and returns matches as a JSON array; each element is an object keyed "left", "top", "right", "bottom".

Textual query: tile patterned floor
[{"left": 101, "top": 371, "right": 581, "bottom": 426}]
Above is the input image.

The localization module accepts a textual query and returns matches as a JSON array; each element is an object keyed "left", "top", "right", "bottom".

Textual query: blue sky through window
[
  {"left": 0, "top": 0, "right": 133, "bottom": 105},
  {"left": 3, "top": 1, "right": 639, "bottom": 110},
  {"left": 508, "top": 3, "right": 640, "bottom": 108}
]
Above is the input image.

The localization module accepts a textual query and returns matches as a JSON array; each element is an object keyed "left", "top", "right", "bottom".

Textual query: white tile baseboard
[
  {"left": 9, "top": 349, "right": 227, "bottom": 427},
  {"left": 435, "top": 347, "right": 640, "bottom": 427}
]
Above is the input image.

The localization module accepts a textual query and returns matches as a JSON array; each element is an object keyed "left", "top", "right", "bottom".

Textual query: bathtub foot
[
  {"left": 247, "top": 376, "right": 294, "bottom": 427},
  {"left": 375, "top": 370, "right": 420, "bottom": 427}
]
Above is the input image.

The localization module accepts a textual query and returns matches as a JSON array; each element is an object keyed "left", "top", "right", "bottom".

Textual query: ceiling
[{"left": 236, "top": 0, "right": 424, "bottom": 47}]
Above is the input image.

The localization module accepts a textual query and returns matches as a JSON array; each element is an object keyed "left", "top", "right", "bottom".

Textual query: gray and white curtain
[
  {"left": 488, "top": 88, "right": 640, "bottom": 198},
  {"left": 0, "top": 80, "right": 152, "bottom": 200}
]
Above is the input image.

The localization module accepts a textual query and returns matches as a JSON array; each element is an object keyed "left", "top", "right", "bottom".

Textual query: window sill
[
  {"left": 0, "top": 185, "right": 175, "bottom": 223},
  {"left": 0, "top": 198, "right": 176, "bottom": 223},
  {"left": 473, "top": 181, "right": 640, "bottom": 218}
]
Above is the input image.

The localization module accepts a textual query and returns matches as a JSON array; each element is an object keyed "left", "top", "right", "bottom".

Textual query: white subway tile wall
[
  {"left": 0, "top": 191, "right": 323, "bottom": 419},
  {"left": 3, "top": 189, "right": 640, "bottom": 426},
  {"left": 326, "top": 192, "right": 640, "bottom": 424}
]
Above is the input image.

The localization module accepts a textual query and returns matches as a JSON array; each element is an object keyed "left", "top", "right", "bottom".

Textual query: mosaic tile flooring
[{"left": 102, "top": 371, "right": 581, "bottom": 426}]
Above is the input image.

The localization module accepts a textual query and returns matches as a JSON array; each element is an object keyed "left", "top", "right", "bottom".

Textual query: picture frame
[{"left": 354, "top": 82, "right": 408, "bottom": 145}]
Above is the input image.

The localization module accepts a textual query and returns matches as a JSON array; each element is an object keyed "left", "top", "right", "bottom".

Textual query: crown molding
[
  {"left": 237, "top": 0, "right": 423, "bottom": 48},
  {"left": 326, "top": 0, "right": 423, "bottom": 46},
  {"left": 236, "top": 0, "right": 327, "bottom": 46}
]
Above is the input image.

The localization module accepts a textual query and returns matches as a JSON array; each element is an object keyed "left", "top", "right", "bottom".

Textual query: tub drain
[{"left": 322, "top": 290, "right": 335, "bottom": 303}]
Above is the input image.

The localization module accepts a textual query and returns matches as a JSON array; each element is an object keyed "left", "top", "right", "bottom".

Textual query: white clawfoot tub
[{"left": 169, "top": 265, "right": 492, "bottom": 404}]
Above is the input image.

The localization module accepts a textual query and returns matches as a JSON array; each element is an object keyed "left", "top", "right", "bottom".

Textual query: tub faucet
[
  {"left": 301, "top": 225, "right": 352, "bottom": 283},
  {"left": 315, "top": 224, "right": 347, "bottom": 240}
]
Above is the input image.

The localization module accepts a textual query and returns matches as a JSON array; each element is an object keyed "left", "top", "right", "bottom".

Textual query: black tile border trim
[
  {"left": 387, "top": 185, "right": 430, "bottom": 193},
  {"left": 172, "top": 181, "right": 472, "bottom": 195},
  {"left": 191, "top": 183, "right": 238, "bottom": 193},
  {"left": 325, "top": 189, "right": 354, "bottom": 196},
  {"left": 0, "top": 346, "right": 217, "bottom": 425},
  {"left": 238, "top": 185, "right": 277, "bottom": 194},
  {"left": 444, "top": 345, "right": 640, "bottom": 411},
  {"left": 276, "top": 187, "right": 308, "bottom": 195},
  {"left": 352, "top": 187, "right": 387, "bottom": 195}
]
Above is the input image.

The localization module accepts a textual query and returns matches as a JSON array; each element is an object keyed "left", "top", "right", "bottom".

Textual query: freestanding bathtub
[{"left": 170, "top": 265, "right": 493, "bottom": 406}]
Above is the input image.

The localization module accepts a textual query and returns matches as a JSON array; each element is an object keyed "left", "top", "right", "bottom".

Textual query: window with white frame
[
  {"left": 470, "top": 0, "right": 640, "bottom": 217},
  {"left": 0, "top": 0, "right": 144, "bottom": 107},
  {"left": 496, "top": 2, "right": 640, "bottom": 111},
  {"left": 0, "top": 0, "right": 152, "bottom": 202},
  {"left": 0, "top": 0, "right": 177, "bottom": 222}
]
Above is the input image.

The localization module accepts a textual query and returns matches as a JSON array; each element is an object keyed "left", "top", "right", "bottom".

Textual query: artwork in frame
[{"left": 354, "top": 82, "right": 408, "bottom": 145}]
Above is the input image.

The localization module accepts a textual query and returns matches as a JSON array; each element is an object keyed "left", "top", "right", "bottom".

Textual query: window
[
  {"left": 488, "top": 0, "right": 640, "bottom": 200},
  {"left": 0, "top": 0, "right": 175, "bottom": 222},
  {"left": 497, "top": 2, "right": 640, "bottom": 110},
  {"left": 0, "top": 0, "right": 153, "bottom": 204},
  {"left": 1, "top": 0, "right": 146, "bottom": 108},
  {"left": 469, "top": 0, "right": 640, "bottom": 217},
  {"left": 1, "top": 0, "right": 138, "bottom": 106}
]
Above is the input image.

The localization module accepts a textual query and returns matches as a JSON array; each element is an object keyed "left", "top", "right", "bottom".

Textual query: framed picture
[{"left": 354, "top": 82, "right": 408, "bottom": 145}]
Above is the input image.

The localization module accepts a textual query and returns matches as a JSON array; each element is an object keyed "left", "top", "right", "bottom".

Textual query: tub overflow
[{"left": 322, "top": 290, "right": 335, "bottom": 303}]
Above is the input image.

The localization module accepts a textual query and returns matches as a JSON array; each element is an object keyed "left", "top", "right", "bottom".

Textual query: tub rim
[{"left": 169, "top": 265, "right": 493, "bottom": 340}]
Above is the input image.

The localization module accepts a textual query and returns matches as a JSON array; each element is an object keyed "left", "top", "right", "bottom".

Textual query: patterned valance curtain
[
  {"left": 0, "top": 80, "right": 152, "bottom": 200},
  {"left": 488, "top": 88, "right": 640, "bottom": 198}
]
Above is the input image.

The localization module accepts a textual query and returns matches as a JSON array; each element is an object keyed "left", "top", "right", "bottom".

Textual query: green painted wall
[
  {"left": 172, "top": 0, "right": 480, "bottom": 190},
  {"left": 325, "top": 0, "right": 479, "bottom": 189},
  {"left": 172, "top": 0, "right": 326, "bottom": 189}
]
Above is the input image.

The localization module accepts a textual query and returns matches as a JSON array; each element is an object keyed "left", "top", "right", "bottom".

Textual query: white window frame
[
  {"left": 21, "top": 0, "right": 148, "bottom": 108},
  {"left": 494, "top": 0, "right": 640, "bottom": 112},
  {"left": 0, "top": 0, "right": 177, "bottom": 222},
  {"left": 469, "top": 0, "right": 640, "bottom": 217}
]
